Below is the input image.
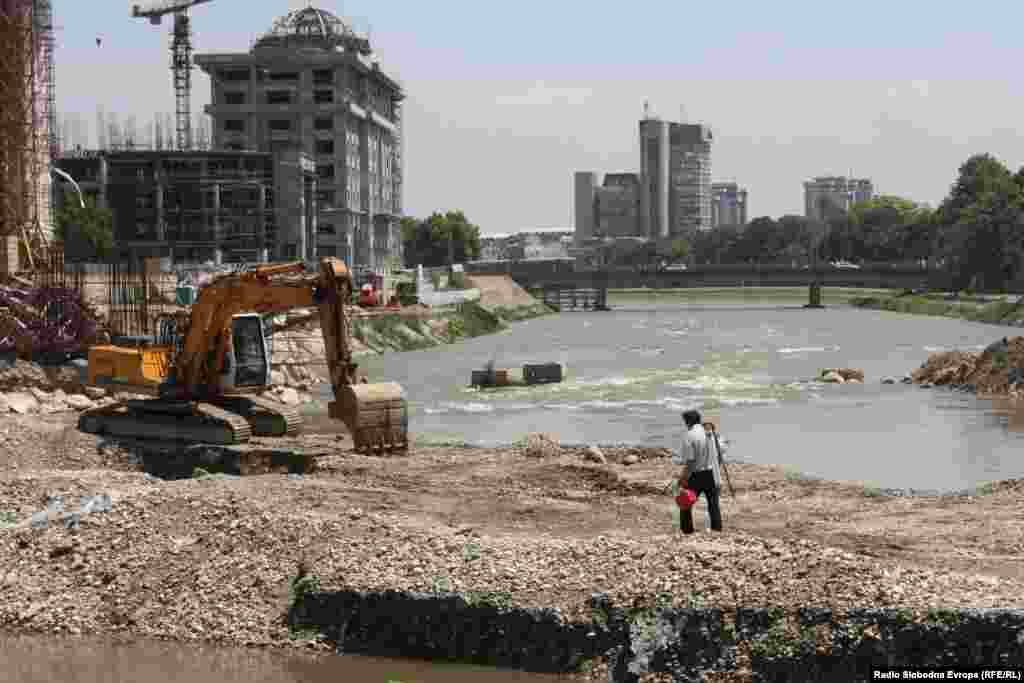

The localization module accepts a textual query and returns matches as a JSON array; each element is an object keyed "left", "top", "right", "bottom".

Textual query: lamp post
[{"left": 52, "top": 167, "right": 85, "bottom": 209}]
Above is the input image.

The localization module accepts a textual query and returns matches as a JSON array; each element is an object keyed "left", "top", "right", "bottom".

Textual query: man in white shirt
[{"left": 671, "top": 409, "right": 727, "bottom": 533}]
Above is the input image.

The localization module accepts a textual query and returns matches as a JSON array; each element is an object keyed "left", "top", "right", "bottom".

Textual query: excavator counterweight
[{"left": 77, "top": 258, "right": 409, "bottom": 454}]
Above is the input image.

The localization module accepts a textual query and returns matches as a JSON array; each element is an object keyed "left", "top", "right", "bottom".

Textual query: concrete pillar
[
  {"left": 212, "top": 182, "right": 221, "bottom": 244},
  {"left": 574, "top": 172, "right": 597, "bottom": 246},
  {"left": 308, "top": 176, "right": 317, "bottom": 261},
  {"left": 154, "top": 180, "right": 165, "bottom": 241},
  {"left": 257, "top": 182, "right": 268, "bottom": 262}
]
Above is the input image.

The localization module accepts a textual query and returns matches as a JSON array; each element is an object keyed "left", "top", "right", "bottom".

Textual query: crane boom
[{"left": 131, "top": 0, "right": 213, "bottom": 20}]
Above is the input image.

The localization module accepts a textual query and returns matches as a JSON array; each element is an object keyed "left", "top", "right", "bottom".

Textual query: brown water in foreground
[{"left": 0, "top": 635, "right": 562, "bottom": 683}]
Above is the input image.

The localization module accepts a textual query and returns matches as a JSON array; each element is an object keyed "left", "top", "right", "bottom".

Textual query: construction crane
[{"left": 131, "top": 0, "right": 215, "bottom": 151}]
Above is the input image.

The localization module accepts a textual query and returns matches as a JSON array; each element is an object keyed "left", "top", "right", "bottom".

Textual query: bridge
[{"left": 465, "top": 262, "right": 955, "bottom": 297}]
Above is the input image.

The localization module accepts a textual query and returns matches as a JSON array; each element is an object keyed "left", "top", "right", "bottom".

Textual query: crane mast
[{"left": 132, "top": 0, "right": 214, "bottom": 151}]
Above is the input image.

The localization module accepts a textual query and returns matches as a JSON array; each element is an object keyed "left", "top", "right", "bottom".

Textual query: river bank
[
  {"left": 3, "top": 413, "right": 1024, "bottom": 679},
  {"left": 850, "top": 291, "right": 1024, "bottom": 326},
  {"left": 609, "top": 286, "right": 896, "bottom": 305}
]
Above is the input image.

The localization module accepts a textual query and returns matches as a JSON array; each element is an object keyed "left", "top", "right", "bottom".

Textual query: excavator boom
[{"left": 79, "top": 258, "right": 408, "bottom": 454}]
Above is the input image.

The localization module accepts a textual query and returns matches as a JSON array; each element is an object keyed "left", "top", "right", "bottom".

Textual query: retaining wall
[{"left": 289, "top": 590, "right": 1024, "bottom": 682}]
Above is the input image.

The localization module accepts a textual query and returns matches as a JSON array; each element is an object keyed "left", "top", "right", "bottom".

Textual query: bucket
[{"left": 675, "top": 488, "right": 698, "bottom": 511}]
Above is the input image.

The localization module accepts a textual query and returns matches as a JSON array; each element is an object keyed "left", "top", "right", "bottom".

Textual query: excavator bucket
[{"left": 330, "top": 381, "right": 408, "bottom": 453}]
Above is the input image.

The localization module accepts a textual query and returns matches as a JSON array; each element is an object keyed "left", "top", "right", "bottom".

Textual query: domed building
[{"left": 195, "top": 6, "right": 404, "bottom": 270}]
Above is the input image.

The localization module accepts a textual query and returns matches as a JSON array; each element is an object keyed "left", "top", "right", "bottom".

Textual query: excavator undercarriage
[{"left": 77, "top": 258, "right": 409, "bottom": 453}]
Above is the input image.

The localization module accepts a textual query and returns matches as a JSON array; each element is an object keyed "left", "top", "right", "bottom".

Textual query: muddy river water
[
  {"left": 351, "top": 300, "right": 1024, "bottom": 492},
  {"left": 0, "top": 635, "right": 559, "bottom": 683}
]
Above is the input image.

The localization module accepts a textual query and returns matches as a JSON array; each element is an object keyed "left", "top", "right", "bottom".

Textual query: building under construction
[
  {"left": 195, "top": 5, "right": 404, "bottom": 270},
  {"left": 55, "top": 148, "right": 317, "bottom": 264},
  {"left": 0, "top": 0, "right": 57, "bottom": 272}
]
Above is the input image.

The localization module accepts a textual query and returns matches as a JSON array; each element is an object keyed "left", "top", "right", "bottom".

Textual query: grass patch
[
  {"left": 862, "top": 485, "right": 886, "bottom": 498},
  {"left": 0, "top": 511, "right": 16, "bottom": 528},
  {"left": 926, "top": 608, "right": 963, "bottom": 628},
  {"left": 609, "top": 287, "right": 897, "bottom": 305},
  {"left": 784, "top": 468, "right": 811, "bottom": 482},
  {"left": 976, "top": 482, "right": 996, "bottom": 496},
  {"left": 852, "top": 294, "right": 1024, "bottom": 326},
  {"left": 288, "top": 561, "right": 320, "bottom": 612}
]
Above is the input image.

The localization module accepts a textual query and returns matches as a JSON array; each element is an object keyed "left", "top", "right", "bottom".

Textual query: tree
[
  {"left": 669, "top": 237, "right": 690, "bottom": 262},
  {"left": 937, "top": 154, "right": 1024, "bottom": 290},
  {"left": 55, "top": 197, "right": 113, "bottom": 260},
  {"left": 401, "top": 210, "right": 482, "bottom": 268}
]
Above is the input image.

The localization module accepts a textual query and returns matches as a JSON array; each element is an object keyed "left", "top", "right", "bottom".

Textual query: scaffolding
[{"left": 0, "top": 1, "right": 53, "bottom": 272}]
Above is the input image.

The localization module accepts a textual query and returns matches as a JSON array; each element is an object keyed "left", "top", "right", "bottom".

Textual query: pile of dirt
[
  {"left": 464, "top": 274, "right": 538, "bottom": 309},
  {"left": 0, "top": 361, "right": 88, "bottom": 394},
  {"left": 912, "top": 336, "right": 1024, "bottom": 396}
]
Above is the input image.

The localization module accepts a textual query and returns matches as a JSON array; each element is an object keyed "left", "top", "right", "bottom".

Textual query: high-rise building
[
  {"left": 804, "top": 176, "right": 873, "bottom": 222},
  {"left": 573, "top": 171, "right": 597, "bottom": 246},
  {"left": 711, "top": 182, "right": 748, "bottom": 227},
  {"left": 640, "top": 119, "right": 713, "bottom": 238},
  {"left": 195, "top": 6, "right": 404, "bottom": 270},
  {"left": 573, "top": 172, "right": 643, "bottom": 242}
]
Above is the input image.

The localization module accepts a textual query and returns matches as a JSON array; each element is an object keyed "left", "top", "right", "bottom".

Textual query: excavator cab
[{"left": 223, "top": 313, "right": 271, "bottom": 391}]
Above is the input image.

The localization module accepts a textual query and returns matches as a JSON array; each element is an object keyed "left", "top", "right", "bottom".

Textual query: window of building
[
  {"left": 225, "top": 142, "right": 244, "bottom": 151},
  {"left": 313, "top": 69, "right": 333, "bottom": 85},
  {"left": 316, "top": 245, "right": 337, "bottom": 257},
  {"left": 223, "top": 91, "right": 246, "bottom": 105},
  {"left": 316, "top": 164, "right": 335, "bottom": 180},
  {"left": 316, "top": 190, "right": 335, "bottom": 207},
  {"left": 136, "top": 193, "right": 155, "bottom": 210},
  {"left": 317, "top": 223, "right": 336, "bottom": 235},
  {"left": 314, "top": 116, "right": 333, "bottom": 130},
  {"left": 266, "top": 90, "right": 292, "bottom": 105},
  {"left": 282, "top": 244, "right": 298, "bottom": 259},
  {"left": 268, "top": 119, "right": 291, "bottom": 131},
  {"left": 268, "top": 72, "right": 299, "bottom": 81},
  {"left": 219, "top": 69, "right": 250, "bottom": 82},
  {"left": 315, "top": 139, "right": 334, "bottom": 155},
  {"left": 314, "top": 90, "right": 334, "bottom": 104},
  {"left": 224, "top": 119, "right": 245, "bottom": 132}
]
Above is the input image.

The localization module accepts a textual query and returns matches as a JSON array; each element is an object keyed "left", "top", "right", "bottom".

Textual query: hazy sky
[{"left": 54, "top": 0, "right": 1024, "bottom": 234}]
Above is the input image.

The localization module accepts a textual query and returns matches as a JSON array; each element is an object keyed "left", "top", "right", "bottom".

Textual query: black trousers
[{"left": 680, "top": 469, "right": 722, "bottom": 533}]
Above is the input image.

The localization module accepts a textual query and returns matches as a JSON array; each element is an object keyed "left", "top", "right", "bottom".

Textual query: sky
[{"left": 52, "top": 0, "right": 1024, "bottom": 235}]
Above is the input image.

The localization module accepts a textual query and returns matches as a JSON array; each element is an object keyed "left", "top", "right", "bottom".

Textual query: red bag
[{"left": 675, "top": 488, "right": 698, "bottom": 510}]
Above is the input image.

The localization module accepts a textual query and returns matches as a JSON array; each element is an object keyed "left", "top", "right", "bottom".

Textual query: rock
[
  {"left": 881, "top": 377, "right": 896, "bottom": 385},
  {"left": 51, "top": 388, "right": 67, "bottom": 402},
  {"left": 64, "top": 394, "right": 95, "bottom": 411},
  {"left": 822, "top": 368, "right": 864, "bottom": 382},
  {"left": 920, "top": 382, "right": 934, "bottom": 389},
  {"left": 5, "top": 392, "right": 38, "bottom": 414},
  {"left": 985, "top": 337, "right": 1010, "bottom": 355},
  {"left": 0, "top": 394, "right": 10, "bottom": 413},
  {"left": 623, "top": 454, "right": 640, "bottom": 466},
  {"left": 821, "top": 371, "right": 845, "bottom": 384},
  {"left": 278, "top": 387, "right": 301, "bottom": 406},
  {"left": 523, "top": 433, "right": 560, "bottom": 458},
  {"left": 584, "top": 446, "right": 607, "bottom": 464},
  {"left": 846, "top": 378, "right": 863, "bottom": 384},
  {"left": 28, "top": 387, "right": 50, "bottom": 402},
  {"left": 80, "top": 494, "right": 112, "bottom": 514},
  {"left": 901, "top": 375, "right": 914, "bottom": 384},
  {"left": 270, "top": 369, "right": 286, "bottom": 386},
  {"left": 83, "top": 386, "right": 106, "bottom": 400}
]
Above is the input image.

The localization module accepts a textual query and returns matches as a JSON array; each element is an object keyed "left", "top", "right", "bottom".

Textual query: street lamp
[{"left": 51, "top": 167, "right": 85, "bottom": 209}]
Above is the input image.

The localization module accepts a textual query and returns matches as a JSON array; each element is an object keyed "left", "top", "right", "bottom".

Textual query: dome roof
[{"left": 253, "top": 6, "right": 371, "bottom": 54}]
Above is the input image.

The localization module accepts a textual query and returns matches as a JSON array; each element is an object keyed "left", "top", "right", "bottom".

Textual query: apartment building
[
  {"left": 195, "top": 6, "right": 404, "bottom": 270},
  {"left": 711, "top": 182, "right": 748, "bottom": 227},
  {"left": 804, "top": 176, "right": 873, "bottom": 221}
]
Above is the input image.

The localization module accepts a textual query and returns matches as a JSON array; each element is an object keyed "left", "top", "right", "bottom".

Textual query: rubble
[{"left": 911, "top": 336, "right": 1024, "bottom": 397}]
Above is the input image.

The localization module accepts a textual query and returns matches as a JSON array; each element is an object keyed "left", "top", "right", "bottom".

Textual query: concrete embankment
[{"left": 291, "top": 589, "right": 1024, "bottom": 681}]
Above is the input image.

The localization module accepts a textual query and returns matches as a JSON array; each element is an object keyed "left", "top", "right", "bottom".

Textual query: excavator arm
[{"left": 174, "top": 259, "right": 358, "bottom": 398}]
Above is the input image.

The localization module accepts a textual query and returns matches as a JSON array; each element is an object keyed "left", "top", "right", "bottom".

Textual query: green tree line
[
  {"left": 401, "top": 210, "right": 481, "bottom": 268},
  {"left": 598, "top": 153, "right": 1024, "bottom": 291}
]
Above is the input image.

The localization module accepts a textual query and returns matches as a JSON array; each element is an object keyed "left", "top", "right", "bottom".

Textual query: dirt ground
[{"left": 2, "top": 412, "right": 1024, "bottom": 681}]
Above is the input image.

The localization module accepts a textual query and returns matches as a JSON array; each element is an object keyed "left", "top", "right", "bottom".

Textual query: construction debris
[
  {"left": 912, "top": 336, "right": 1024, "bottom": 397},
  {"left": 0, "top": 280, "right": 107, "bottom": 358}
]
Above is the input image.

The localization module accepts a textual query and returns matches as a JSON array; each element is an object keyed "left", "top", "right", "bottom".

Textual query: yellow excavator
[{"left": 77, "top": 258, "right": 408, "bottom": 453}]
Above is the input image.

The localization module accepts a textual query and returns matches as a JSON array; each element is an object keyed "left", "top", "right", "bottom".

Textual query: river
[
  {"left": 345, "top": 300, "right": 1024, "bottom": 492},
  {"left": 0, "top": 635, "right": 559, "bottom": 683}
]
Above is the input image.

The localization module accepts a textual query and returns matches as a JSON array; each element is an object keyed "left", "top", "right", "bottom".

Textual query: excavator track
[
  {"left": 216, "top": 394, "right": 303, "bottom": 438},
  {"left": 78, "top": 399, "right": 253, "bottom": 445}
]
